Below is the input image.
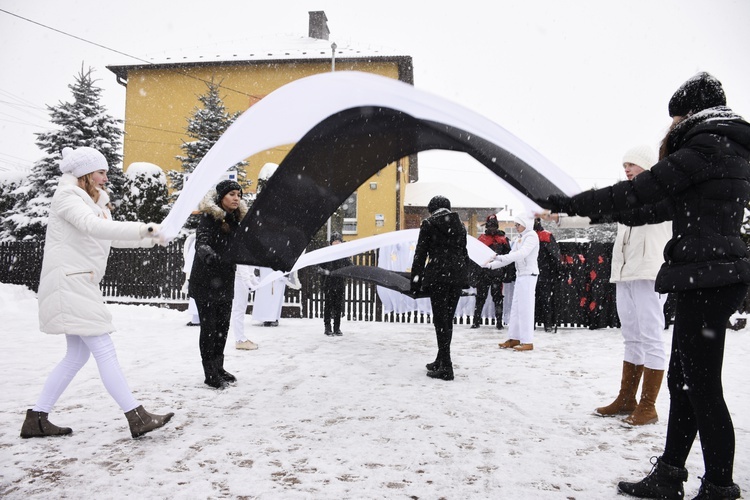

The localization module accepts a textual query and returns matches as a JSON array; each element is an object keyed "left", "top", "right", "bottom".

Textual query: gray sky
[{"left": 1, "top": 0, "right": 749, "bottom": 207}]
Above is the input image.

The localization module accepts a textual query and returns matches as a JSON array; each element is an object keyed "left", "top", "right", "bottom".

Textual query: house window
[{"left": 342, "top": 192, "right": 358, "bottom": 234}]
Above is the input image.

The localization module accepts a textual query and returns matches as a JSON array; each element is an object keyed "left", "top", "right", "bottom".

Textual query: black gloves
[
  {"left": 196, "top": 244, "right": 221, "bottom": 266},
  {"left": 205, "top": 251, "right": 221, "bottom": 266},
  {"left": 547, "top": 194, "right": 574, "bottom": 215}
]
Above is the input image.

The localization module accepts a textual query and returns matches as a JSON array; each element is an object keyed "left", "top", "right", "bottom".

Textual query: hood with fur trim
[{"left": 198, "top": 188, "right": 249, "bottom": 222}]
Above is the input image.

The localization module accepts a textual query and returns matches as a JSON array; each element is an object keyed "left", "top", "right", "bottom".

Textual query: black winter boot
[
  {"left": 427, "top": 362, "right": 454, "bottom": 381},
  {"left": 618, "top": 456, "right": 688, "bottom": 500},
  {"left": 125, "top": 405, "right": 174, "bottom": 438},
  {"left": 217, "top": 355, "right": 236, "bottom": 383},
  {"left": 203, "top": 359, "right": 228, "bottom": 389},
  {"left": 20, "top": 409, "right": 72, "bottom": 438},
  {"left": 692, "top": 477, "right": 741, "bottom": 500}
]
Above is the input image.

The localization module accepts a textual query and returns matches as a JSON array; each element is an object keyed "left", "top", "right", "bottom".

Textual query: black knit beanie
[
  {"left": 668, "top": 72, "right": 726, "bottom": 117},
  {"left": 215, "top": 180, "right": 242, "bottom": 203}
]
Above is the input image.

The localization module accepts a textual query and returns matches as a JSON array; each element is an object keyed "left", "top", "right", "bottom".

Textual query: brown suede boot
[
  {"left": 20, "top": 409, "right": 72, "bottom": 438},
  {"left": 623, "top": 368, "right": 664, "bottom": 426},
  {"left": 595, "top": 361, "right": 644, "bottom": 416},
  {"left": 498, "top": 339, "right": 521, "bottom": 349},
  {"left": 125, "top": 405, "right": 174, "bottom": 438}
]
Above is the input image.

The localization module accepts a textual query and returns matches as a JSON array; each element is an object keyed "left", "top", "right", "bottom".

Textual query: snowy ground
[{"left": 1, "top": 282, "right": 749, "bottom": 499}]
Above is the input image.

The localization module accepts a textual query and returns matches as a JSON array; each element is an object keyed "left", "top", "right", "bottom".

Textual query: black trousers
[
  {"left": 194, "top": 298, "right": 232, "bottom": 377},
  {"left": 473, "top": 271, "right": 503, "bottom": 324},
  {"left": 535, "top": 278, "right": 559, "bottom": 329},
  {"left": 662, "top": 283, "right": 748, "bottom": 485},
  {"left": 430, "top": 282, "right": 463, "bottom": 367},
  {"left": 324, "top": 285, "right": 346, "bottom": 331}
]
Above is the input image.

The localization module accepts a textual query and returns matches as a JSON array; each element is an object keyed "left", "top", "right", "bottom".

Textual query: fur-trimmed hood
[{"left": 198, "top": 188, "right": 249, "bottom": 222}]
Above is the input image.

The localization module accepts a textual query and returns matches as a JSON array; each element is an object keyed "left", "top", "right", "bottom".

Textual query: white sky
[{"left": 1, "top": 0, "right": 749, "bottom": 209}]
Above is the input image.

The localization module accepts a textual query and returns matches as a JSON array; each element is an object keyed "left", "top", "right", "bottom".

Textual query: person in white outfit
[
  {"left": 539, "top": 144, "right": 672, "bottom": 426},
  {"left": 485, "top": 214, "right": 540, "bottom": 351},
  {"left": 20, "top": 146, "right": 174, "bottom": 439},
  {"left": 231, "top": 265, "right": 259, "bottom": 350},
  {"left": 181, "top": 233, "right": 200, "bottom": 326}
]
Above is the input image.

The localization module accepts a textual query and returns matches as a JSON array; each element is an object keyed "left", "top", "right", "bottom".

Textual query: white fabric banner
[{"left": 160, "top": 71, "right": 581, "bottom": 241}]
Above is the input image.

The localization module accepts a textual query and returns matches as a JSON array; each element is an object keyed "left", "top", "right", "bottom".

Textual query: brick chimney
[{"left": 308, "top": 11, "right": 330, "bottom": 40}]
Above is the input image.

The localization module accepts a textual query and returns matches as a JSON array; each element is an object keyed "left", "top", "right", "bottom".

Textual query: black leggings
[
  {"left": 430, "top": 282, "right": 463, "bottom": 366},
  {"left": 195, "top": 299, "right": 232, "bottom": 366},
  {"left": 662, "top": 283, "right": 748, "bottom": 485}
]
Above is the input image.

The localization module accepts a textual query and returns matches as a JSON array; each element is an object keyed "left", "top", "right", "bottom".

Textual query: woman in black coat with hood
[
  {"left": 548, "top": 72, "right": 750, "bottom": 500},
  {"left": 189, "top": 180, "right": 248, "bottom": 390},
  {"left": 410, "top": 195, "right": 468, "bottom": 381}
]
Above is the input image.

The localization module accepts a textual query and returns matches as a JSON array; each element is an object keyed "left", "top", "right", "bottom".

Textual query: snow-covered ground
[{"left": 1, "top": 282, "right": 749, "bottom": 499}]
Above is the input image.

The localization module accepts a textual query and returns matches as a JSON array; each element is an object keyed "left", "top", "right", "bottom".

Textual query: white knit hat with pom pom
[{"left": 59, "top": 147, "right": 108, "bottom": 177}]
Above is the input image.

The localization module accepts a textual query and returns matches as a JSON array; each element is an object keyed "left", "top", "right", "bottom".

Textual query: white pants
[
  {"left": 34, "top": 334, "right": 138, "bottom": 414},
  {"left": 502, "top": 281, "right": 515, "bottom": 325},
  {"left": 507, "top": 275, "right": 537, "bottom": 344},
  {"left": 187, "top": 298, "right": 200, "bottom": 324},
  {"left": 230, "top": 274, "right": 250, "bottom": 342},
  {"left": 616, "top": 280, "right": 668, "bottom": 370}
]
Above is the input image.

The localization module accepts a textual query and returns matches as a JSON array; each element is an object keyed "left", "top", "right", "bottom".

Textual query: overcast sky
[{"left": 1, "top": 0, "right": 749, "bottom": 208}]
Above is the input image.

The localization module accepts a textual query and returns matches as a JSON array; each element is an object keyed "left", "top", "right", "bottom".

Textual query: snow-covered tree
[
  {"left": 119, "top": 162, "right": 169, "bottom": 223},
  {"left": 0, "top": 173, "right": 23, "bottom": 228},
  {"left": 169, "top": 78, "right": 250, "bottom": 211},
  {"left": 0, "top": 67, "right": 124, "bottom": 241}
]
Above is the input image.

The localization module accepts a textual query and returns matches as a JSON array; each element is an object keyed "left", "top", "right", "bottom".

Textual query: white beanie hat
[
  {"left": 513, "top": 214, "right": 531, "bottom": 229},
  {"left": 622, "top": 145, "right": 657, "bottom": 170},
  {"left": 59, "top": 147, "right": 109, "bottom": 178}
]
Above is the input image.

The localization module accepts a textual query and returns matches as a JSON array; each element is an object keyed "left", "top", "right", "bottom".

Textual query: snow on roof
[
  {"left": 107, "top": 34, "right": 407, "bottom": 72},
  {"left": 405, "top": 181, "right": 503, "bottom": 209}
]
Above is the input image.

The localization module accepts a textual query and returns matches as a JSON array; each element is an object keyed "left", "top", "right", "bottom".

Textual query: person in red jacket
[{"left": 471, "top": 214, "right": 511, "bottom": 329}]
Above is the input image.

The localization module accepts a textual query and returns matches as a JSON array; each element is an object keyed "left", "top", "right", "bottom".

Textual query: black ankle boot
[
  {"left": 426, "top": 355, "right": 440, "bottom": 371},
  {"left": 618, "top": 456, "right": 688, "bottom": 500},
  {"left": 692, "top": 477, "right": 741, "bottom": 500},
  {"left": 220, "top": 369, "right": 236, "bottom": 383},
  {"left": 427, "top": 363, "right": 454, "bottom": 381},
  {"left": 203, "top": 360, "right": 228, "bottom": 390}
]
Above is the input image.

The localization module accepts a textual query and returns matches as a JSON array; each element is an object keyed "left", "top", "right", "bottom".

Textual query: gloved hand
[
  {"left": 546, "top": 194, "right": 574, "bottom": 214},
  {"left": 205, "top": 251, "right": 221, "bottom": 266},
  {"left": 139, "top": 223, "right": 162, "bottom": 238}
]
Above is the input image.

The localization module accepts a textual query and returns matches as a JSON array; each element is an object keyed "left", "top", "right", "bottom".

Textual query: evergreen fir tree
[
  {"left": 170, "top": 78, "right": 250, "bottom": 216},
  {"left": 0, "top": 66, "right": 124, "bottom": 241},
  {"left": 119, "top": 163, "right": 170, "bottom": 223}
]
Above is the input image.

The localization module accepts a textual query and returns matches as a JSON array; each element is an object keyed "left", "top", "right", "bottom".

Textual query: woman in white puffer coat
[
  {"left": 21, "top": 146, "right": 174, "bottom": 440},
  {"left": 539, "top": 145, "right": 672, "bottom": 427}
]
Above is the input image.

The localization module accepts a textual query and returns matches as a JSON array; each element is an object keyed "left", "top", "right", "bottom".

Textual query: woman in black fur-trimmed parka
[
  {"left": 548, "top": 72, "right": 750, "bottom": 500},
  {"left": 188, "top": 180, "right": 248, "bottom": 390}
]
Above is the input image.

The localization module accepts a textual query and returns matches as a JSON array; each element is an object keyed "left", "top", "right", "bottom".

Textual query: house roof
[
  {"left": 106, "top": 34, "right": 412, "bottom": 81},
  {"left": 405, "top": 181, "right": 503, "bottom": 210}
]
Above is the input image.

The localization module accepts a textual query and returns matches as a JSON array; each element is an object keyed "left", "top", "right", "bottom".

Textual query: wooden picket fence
[{"left": 0, "top": 240, "right": 623, "bottom": 328}]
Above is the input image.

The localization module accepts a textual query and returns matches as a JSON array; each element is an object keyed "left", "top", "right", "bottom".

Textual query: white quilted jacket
[{"left": 37, "top": 174, "right": 153, "bottom": 335}]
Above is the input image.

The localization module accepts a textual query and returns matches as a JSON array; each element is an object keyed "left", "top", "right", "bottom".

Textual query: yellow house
[{"left": 106, "top": 11, "right": 414, "bottom": 240}]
